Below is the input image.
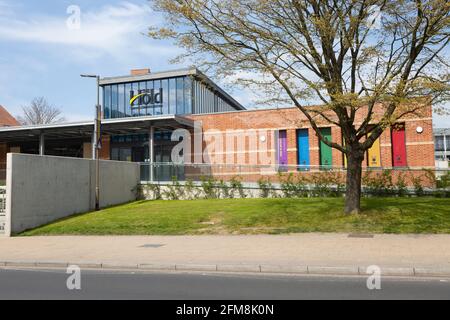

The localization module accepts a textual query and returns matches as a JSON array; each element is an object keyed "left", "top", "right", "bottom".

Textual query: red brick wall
[
  {"left": 99, "top": 135, "right": 110, "bottom": 160},
  {"left": 188, "top": 102, "right": 434, "bottom": 169}
]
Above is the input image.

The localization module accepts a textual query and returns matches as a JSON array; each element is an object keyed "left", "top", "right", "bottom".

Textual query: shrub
[
  {"left": 200, "top": 176, "right": 220, "bottom": 199},
  {"left": 423, "top": 169, "right": 437, "bottom": 188},
  {"left": 258, "top": 178, "right": 272, "bottom": 198},
  {"left": 184, "top": 179, "right": 201, "bottom": 200},
  {"left": 133, "top": 184, "right": 145, "bottom": 200},
  {"left": 279, "top": 173, "right": 297, "bottom": 198},
  {"left": 410, "top": 174, "right": 424, "bottom": 196},
  {"left": 310, "top": 171, "right": 344, "bottom": 197},
  {"left": 279, "top": 173, "right": 309, "bottom": 197},
  {"left": 395, "top": 172, "right": 408, "bottom": 197},
  {"left": 162, "top": 176, "right": 185, "bottom": 200},
  {"left": 139, "top": 183, "right": 162, "bottom": 200},
  {"left": 230, "top": 176, "right": 247, "bottom": 198},
  {"left": 218, "top": 179, "right": 232, "bottom": 198},
  {"left": 310, "top": 172, "right": 333, "bottom": 197},
  {"left": 363, "top": 169, "right": 394, "bottom": 196}
]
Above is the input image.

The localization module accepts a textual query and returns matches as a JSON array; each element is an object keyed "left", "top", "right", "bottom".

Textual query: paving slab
[{"left": 1, "top": 234, "right": 450, "bottom": 276}]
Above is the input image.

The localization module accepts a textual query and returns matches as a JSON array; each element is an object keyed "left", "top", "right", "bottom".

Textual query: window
[
  {"left": 145, "top": 80, "right": 154, "bottom": 116},
  {"left": 131, "top": 82, "right": 139, "bottom": 117},
  {"left": 125, "top": 82, "right": 132, "bottom": 117},
  {"left": 111, "top": 147, "right": 119, "bottom": 160},
  {"left": 120, "top": 148, "right": 132, "bottom": 162},
  {"left": 103, "top": 86, "right": 111, "bottom": 119},
  {"left": 118, "top": 84, "right": 125, "bottom": 117},
  {"left": 435, "top": 136, "right": 445, "bottom": 151},
  {"left": 184, "top": 77, "right": 192, "bottom": 114},
  {"left": 153, "top": 79, "right": 162, "bottom": 115},
  {"left": 111, "top": 85, "right": 118, "bottom": 118},
  {"left": 137, "top": 81, "right": 146, "bottom": 117},
  {"left": 169, "top": 78, "right": 176, "bottom": 114},
  {"left": 103, "top": 74, "right": 236, "bottom": 118},
  {"left": 176, "top": 77, "right": 185, "bottom": 114}
]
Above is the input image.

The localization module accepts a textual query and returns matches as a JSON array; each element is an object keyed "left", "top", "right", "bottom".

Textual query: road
[{"left": 0, "top": 268, "right": 449, "bottom": 300}]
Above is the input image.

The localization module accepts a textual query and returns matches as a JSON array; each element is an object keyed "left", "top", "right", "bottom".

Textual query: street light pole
[{"left": 81, "top": 74, "right": 101, "bottom": 211}]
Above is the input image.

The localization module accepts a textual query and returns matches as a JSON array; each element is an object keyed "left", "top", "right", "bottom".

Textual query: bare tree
[
  {"left": 150, "top": 0, "right": 450, "bottom": 213},
  {"left": 17, "top": 97, "right": 66, "bottom": 125}
]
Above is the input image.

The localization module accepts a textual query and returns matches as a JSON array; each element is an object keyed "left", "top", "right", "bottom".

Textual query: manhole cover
[
  {"left": 140, "top": 244, "right": 165, "bottom": 248},
  {"left": 348, "top": 233, "right": 374, "bottom": 238}
]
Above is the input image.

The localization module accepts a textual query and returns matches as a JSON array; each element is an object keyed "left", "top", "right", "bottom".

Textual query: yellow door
[
  {"left": 343, "top": 137, "right": 347, "bottom": 168},
  {"left": 367, "top": 136, "right": 381, "bottom": 167}
]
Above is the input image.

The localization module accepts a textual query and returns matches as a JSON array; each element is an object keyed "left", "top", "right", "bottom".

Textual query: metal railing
[{"left": 139, "top": 162, "right": 450, "bottom": 186}]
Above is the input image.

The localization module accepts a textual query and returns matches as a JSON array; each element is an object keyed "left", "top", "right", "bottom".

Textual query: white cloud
[{"left": 0, "top": 1, "right": 178, "bottom": 61}]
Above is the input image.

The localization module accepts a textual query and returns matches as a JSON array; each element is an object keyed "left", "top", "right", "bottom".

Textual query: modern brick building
[
  {"left": 0, "top": 68, "right": 435, "bottom": 182},
  {"left": 190, "top": 104, "right": 435, "bottom": 170}
]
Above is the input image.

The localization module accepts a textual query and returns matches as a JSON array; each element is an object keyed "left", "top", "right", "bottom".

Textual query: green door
[{"left": 319, "top": 128, "right": 332, "bottom": 169}]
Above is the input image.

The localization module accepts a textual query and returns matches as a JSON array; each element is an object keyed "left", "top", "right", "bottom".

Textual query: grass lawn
[{"left": 20, "top": 197, "right": 450, "bottom": 236}]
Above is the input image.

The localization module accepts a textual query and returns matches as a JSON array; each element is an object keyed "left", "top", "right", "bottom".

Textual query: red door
[{"left": 392, "top": 124, "right": 407, "bottom": 167}]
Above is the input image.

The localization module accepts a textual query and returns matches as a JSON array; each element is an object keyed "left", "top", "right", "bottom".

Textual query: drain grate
[
  {"left": 140, "top": 244, "right": 165, "bottom": 248},
  {"left": 348, "top": 233, "right": 374, "bottom": 238}
]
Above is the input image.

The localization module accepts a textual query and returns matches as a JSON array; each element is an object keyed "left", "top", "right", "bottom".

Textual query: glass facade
[
  {"left": 102, "top": 75, "right": 239, "bottom": 119},
  {"left": 110, "top": 130, "right": 183, "bottom": 180},
  {"left": 435, "top": 135, "right": 450, "bottom": 152},
  {"left": 103, "top": 76, "right": 194, "bottom": 119},
  {"left": 110, "top": 130, "right": 178, "bottom": 163}
]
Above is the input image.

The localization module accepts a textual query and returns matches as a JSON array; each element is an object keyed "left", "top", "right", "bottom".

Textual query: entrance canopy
[{"left": 0, "top": 114, "right": 195, "bottom": 142}]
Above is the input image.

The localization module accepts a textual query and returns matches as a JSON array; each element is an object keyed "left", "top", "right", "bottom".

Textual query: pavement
[{"left": 1, "top": 233, "right": 450, "bottom": 277}]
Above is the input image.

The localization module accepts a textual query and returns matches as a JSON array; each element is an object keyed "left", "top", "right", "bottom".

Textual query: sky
[{"left": 0, "top": 0, "right": 448, "bottom": 127}]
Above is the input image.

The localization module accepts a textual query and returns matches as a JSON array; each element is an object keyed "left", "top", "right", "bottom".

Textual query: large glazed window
[
  {"left": 102, "top": 75, "right": 238, "bottom": 119},
  {"left": 103, "top": 77, "right": 192, "bottom": 119},
  {"left": 176, "top": 77, "right": 185, "bottom": 114},
  {"left": 111, "top": 85, "right": 118, "bottom": 118},
  {"left": 118, "top": 84, "right": 125, "bottom": 117},
  {"left": 184, "top": 77, "right": 193, "bottom": 114},
  {"left": 103, "top": 85, "right": 111, "bottom": 119}
]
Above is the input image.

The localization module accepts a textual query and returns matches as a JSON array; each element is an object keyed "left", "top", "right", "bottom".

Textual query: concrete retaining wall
[{"left": 5, "top": 153, "right": 139, "bottom": 236}]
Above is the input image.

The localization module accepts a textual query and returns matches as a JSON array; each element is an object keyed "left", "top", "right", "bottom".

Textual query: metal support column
[
  {"left": 444, "top": 134, "right": 447, "bottom": 161},
  {"left": 149, "top": 126, "right": 154, "bottom": 182},
  {"left": 91, "top": 132, "right": 96, "bottom": 160},
  {"left": 39, "top": 133, "right": 45, "bottom": 156},
  {"left": 80, "top": 73, "right": 101, "bottom": 211}
]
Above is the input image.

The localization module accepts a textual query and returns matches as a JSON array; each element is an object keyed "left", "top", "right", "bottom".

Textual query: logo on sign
[{"left": 129, "top": 88, "right": 163, "bottom": 107}]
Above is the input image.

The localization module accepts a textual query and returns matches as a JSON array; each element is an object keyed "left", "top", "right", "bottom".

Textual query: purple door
[{"left": 278, "top": 130, "right": 288, "bottom": 166}]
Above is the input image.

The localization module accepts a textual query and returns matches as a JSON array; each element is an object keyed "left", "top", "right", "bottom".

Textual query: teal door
[{"left": 319, "top": 128, "right": 332, "bottom": 169}]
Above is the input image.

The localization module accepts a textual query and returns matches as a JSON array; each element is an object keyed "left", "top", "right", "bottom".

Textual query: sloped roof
[{"left": 0, "top": 105, "right": 20, "bottom": 127}]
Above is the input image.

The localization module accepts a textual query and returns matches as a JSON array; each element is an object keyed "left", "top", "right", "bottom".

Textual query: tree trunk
[{"left": 345, "top": 150, "right": 364, "bottom": 214}]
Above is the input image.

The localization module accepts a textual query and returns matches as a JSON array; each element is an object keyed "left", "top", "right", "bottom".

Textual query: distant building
[
  {"left": 434, "top": 128, "right": 450, "bottom": 161},
  {"left": 0, "top": 105, "right": 19, "bottom": 127},
  {"left": 0, "top": 105, "right": 19, "bottom": 179}
]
